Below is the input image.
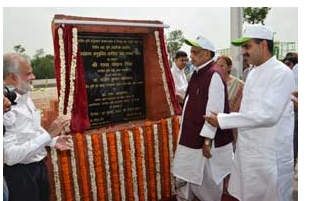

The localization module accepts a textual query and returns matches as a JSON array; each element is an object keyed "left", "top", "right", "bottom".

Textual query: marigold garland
[
  {"left": 123, "top": 130, "right": 134, "bottom": 201},
  {"left": 134, "top": 127, "right": 146, "bottom": 201},
  {"left": 172, "top": 116, "right": 180, "bottom": 152},
  {"left": 76, "top": 133, "right": 90, "bottom": 201},
  {"left": 92, "top": 135, "right": 106, "bottom": 201},
  {"left": 161, "top": 119, "right": 171, "bottom": 197},
  {"left": 108, "top": 133, "right": 121, "bottom": 201},
  {"left": 60, "top": 151, "right": 73, "bottom": 201},
  {"left": 145, "top": 121, "right": 156, "bottom": 200}
]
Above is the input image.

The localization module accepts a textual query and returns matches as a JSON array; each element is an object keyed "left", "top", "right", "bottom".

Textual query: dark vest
[{"left": 179, "top": 61, "right": 233, "bottom": 149}]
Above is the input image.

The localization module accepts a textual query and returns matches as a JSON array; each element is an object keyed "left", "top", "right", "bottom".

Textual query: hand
[
  {"left": 202, "top": 144, "right": 212, "bottom": 158},
  {"left": 291, "top": 91, "right": 298, "bottom": 112},
  {"left": 55, "top": 135, "right": 73, "bottom": 151},
  {"left": 3, "top": 97, "right": 11, "bottom": 114},
  {"left": 203, "top": 111, "right": 219, "bottom": 128},
  {"left": 48, "top": 115, "right": 70, "bottom": 138},
  {"left": 176, "top": 93, "right": 184, "bottom": 104}
]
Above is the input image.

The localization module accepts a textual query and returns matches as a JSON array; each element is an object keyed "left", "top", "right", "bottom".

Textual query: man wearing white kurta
[
  {"left": 171, "top": 51, "right": 188, "bottom": 106},
  {"left": 204, "top": 25, "right": 295, "bottom": 201},
  {"left": 173, "top": 36, "right": 234, "bottom": 201}
]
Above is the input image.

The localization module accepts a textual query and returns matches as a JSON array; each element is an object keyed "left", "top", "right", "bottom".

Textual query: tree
[
  {"left": 13, "top": 44, "right": 26, "bottom": 54},
  {"left": 31, "top": 49, "right": 55, "bottom": 79},
  {"left": 34, "top": 48, "right": 45, "bottom": 59},
  {"left": 243, "top": 7, "right": 271, "bottom": 25},
  {"left": 166, "top": 30, "right": 185, "bottom": 65}
]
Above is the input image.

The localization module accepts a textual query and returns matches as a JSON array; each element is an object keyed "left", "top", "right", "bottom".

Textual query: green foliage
[
  {"left": 243, "top": 7, "right": 271, "bottom": 25},
  {"left": 31, "top": 53, "right": 55, "bottom": 79},
  {"left": 166, "top": 30, "right": 185, "bottom": 65},
  {"left": 13, "top": 44, "right": 26, "bottom": 54}
]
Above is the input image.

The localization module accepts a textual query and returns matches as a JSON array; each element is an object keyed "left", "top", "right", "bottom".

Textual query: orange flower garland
[
  {"left": 172, "top": 116, "right": 180, "bottom": 152},
  {"left": 123, "top": 130, "right": 134, "bottom": 201},
  {"left": 161, "top": 119, "right": 171, "bottom": 197},
  {"left": 108, "top": 132, "right": 121, "bottom": 201},
  {"left": 92, "top": 134, "right": 106, "bottom": 201},
  {"left": 76, "top": 133, "right": 90, "bottom": 201},
  {"left": 145, "top": 121, "right": 156, "bottom": 200},
  {"left": 60, "top": 150, "right": 73, "bottom": 201},
  {"left": 134, "top": 127, "right": 145, "bottom": 201}
]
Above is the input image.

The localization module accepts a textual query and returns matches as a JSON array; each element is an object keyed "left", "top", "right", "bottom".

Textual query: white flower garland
[
  {"left": 167, "top": 118, "right": 176, "bottom": 194},
  {"left": 86, "top": 135, "right": 98, "bottom": 201},
  {"left": 69, "top": 138, "right": 81, "bottom": 201},
  {"left": 116, "top": 131, "right": 126, "bottom": 201},
  {"left": 128, "top": 130, "right": 139, "bottom": 201},
  {"left": 58, "top": 27, "right": 66, "bottom": 116},
  {"left": 51, "top": 148, "right": 62, "bottom": 201},
  {"left": 154, "top": 31, "right": 175, "bottom": 116},
  {"left": 139, "top": 127, "right": 148, "bottom": 201},
  {"left": 66, "top": 27, "right": 78, "bottom": 118},
  {"left": 153, "top": 124, "right": 161, "bottom": 200},
  {"left": 58, "top": 27, "right": 78, "bottom": 123},
  {"left": 102, "top": 133, "right": 113, "bottom": 201}
]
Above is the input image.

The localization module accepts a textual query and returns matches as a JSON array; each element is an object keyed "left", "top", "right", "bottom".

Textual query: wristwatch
[{"left": 204, "top": 139, "right": 211, "bottom": 145}]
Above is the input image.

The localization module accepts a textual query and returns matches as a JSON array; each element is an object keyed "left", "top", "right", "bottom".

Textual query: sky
[{"left": 3, "top": 7, "right": 298, "bottom": 57}]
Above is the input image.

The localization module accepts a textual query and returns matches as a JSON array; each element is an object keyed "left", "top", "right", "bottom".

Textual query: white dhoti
[{"left": 176, "top": 160, "right": 223, "bottom": 201}]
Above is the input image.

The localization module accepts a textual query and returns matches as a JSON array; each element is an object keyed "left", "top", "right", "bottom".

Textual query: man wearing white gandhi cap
[
  {"left": 172, "top": 35, "right": 234, "bottom": 201},
  {"left": 204, "top": 24, "right": 295, "bottom": 201}
]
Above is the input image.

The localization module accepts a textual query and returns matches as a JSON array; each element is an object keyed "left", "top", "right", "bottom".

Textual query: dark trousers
[
  {"left": 4, "top": 160, "right": 50, "bottom": 201},
  {"left": 294, "top": 113, "right": 298, "bottom": 166}
]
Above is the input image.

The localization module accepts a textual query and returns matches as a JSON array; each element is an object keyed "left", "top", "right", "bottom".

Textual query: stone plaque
[{"left": 78, "top": 32, "right": 146, "bottom": 128}]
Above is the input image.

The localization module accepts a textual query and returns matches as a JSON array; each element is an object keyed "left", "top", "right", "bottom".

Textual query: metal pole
[
  {"left": 230, "top": 7, "right": 243, "bottom": 79},
  {"left": 53, "top": 19, "right": 170, "bottom": 28}
]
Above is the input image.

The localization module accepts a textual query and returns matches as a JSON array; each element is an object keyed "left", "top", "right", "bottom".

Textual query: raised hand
[
  {"left": 55, "top": 135, "right": 73, "bottom": 151},
  {"left": 48, "top": 115, "right": 70, "bottom": 138}
]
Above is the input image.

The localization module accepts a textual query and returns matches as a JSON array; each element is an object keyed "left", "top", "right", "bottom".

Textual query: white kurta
[
  {"left": 171, "top": 63, "right": 188, "bottom": 97},
  {"left": 173, "top": 59, "right": 233, "bottom": 188},
  {"left": 218, "top": 56, "right": 295, "bottom": 201}
]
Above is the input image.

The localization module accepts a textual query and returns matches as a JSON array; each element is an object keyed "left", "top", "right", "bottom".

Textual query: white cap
[
  {"left": 185, "top": 35, "right": 216, "bottom": 52},
  {"left": 232, "top": 24, "right": 274, "bottom": 46}
]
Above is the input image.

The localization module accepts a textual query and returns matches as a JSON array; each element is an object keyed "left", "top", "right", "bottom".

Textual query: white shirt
[
  {"left": 173, "top": 58, "right": 233, "bottom": 185},
  {"left": 217, "top": 56, "right": 295, "bottom": 201},
  {"left": 3, "top": 92, "right": 57, "bottom": 166},
  {"left": 171, "top": 63, "right": 188, "bottom": 97}
]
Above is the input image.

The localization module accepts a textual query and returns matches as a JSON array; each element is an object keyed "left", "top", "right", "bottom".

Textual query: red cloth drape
[
  {"left": 53, "top": 25, "right": 90, "bottom": 132},
  {"left": 158, "top": 28, "right": 182, "bottom": 115}
]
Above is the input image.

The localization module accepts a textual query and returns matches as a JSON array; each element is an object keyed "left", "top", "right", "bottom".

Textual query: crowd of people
[
  {"left": 3, "top": 24, "right": 298, "bottom": 201},
  {"left": 170, "top": 24, "right": 298, "bottom": 201}
]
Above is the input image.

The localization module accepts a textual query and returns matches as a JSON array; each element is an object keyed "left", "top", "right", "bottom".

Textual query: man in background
[{"left": 171, "top": 51, "right": 189, "bottom": 106}]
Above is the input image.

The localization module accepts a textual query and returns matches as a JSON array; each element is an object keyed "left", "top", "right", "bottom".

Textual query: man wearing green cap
[
  {"left": 204, "top": 24, "right": 295, "bottom": 201},
  {"left": 172, "top": 36, "right": 234, "bottom": 201}
]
